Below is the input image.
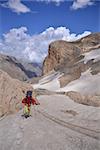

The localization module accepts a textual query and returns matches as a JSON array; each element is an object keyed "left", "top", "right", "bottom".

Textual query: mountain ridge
[{"left": 0, "top": 53, "right": 41, "bottom": 81}]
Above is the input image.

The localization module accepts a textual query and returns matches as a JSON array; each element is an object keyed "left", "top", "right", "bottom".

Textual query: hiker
[{"left": 22, "top": 91, "right": 40, "bottom": 118}]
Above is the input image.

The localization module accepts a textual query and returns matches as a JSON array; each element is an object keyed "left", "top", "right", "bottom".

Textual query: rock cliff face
[
  {"left": 43, "top": 33, "right": 100, "bottom": 75},
  {"left": 43, "top": 40, "right": 81, "bottom": 75},
  {"left": 43, "top": 33, "right": 100, "bottom": 86},
  {"left": 0, "top": 70, "right": 33, "bottom": 117}
]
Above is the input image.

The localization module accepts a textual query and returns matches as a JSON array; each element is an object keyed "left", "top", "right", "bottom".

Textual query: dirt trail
[
  {"left": 36, "top": 108, "right": 100, "bottom": 140},
  {"left": 0, "top": 94, "right": 100, "bottom": 150}
]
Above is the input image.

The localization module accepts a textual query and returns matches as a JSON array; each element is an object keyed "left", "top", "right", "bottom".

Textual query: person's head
[{"left": 26, "top": 90, "right": 32, "bottom": 98}]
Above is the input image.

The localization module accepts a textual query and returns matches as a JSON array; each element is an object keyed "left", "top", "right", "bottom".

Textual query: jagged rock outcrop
[{"left": 0, "top": 70, "right": 34, "bottom": 117}]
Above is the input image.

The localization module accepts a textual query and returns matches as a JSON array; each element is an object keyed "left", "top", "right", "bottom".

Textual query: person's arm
[
  {"left": 32, "top": 98, "right": 40, "bottom": 105},
  {"left": 22, "top": 98, "right": 26, "bottom": 105}
]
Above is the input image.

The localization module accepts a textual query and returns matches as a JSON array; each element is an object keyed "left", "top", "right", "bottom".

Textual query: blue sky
[
  {"left": 0, "top": 0, "right": 100, "bottom": 62},
  {"left": 0, "top": 0, "right": 100, "bottom": 36}
]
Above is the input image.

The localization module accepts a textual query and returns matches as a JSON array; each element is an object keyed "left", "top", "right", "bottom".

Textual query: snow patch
[
  {"left": 39, "top": 71, "right": 61, "bottom": 84},
  {"left": 33, "top": 71, "right": 63, "bottom": 91},
  {"left": 83, "top": 48, "right": 100, "bottom": 64},
  {"left": 33, "top": 69, "right": 100, "bottom": 95},
  {"left": 57, "top": 69, "right": 100, "bottom": 95}
]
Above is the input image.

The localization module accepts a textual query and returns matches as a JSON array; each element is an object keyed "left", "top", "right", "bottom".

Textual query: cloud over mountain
[{"left": 0, "top": 26, "right": 91, "bottom": 63}]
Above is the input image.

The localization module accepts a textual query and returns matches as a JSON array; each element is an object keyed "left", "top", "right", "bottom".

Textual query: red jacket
[{"left": 22, "top": 97, "right": 39, "bottom": 107}]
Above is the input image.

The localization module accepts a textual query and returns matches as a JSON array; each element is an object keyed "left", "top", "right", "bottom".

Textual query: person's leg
[
  {"left": 24, "top": 105, "right": 29, "bottom": 116},
  {"left": 28, "top": 106, "right": 31, "bottom": 116}
]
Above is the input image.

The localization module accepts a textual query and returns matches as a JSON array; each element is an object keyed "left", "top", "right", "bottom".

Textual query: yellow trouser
[{"left": 24, "top": 105, "right": 31, "bottom": 116}]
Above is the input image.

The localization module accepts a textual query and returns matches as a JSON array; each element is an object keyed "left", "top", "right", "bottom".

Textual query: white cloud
[
  {"left": 1, "top": 0, "right": 95, "bottom": 13},
  {"left": 71, "top": 0, "right": 94, "bottom": 10},
  {"left": 34, "top": 0, "right": 95, "bottom": 9},
  {"left": 36, "top": 0, "right": 65, "bottom": 5},
  {"left": 1, "top": 0, "right": 31, "bottom": 14},
  {"left": 0, "top": 26, "right": 91, "bottom": 63}
]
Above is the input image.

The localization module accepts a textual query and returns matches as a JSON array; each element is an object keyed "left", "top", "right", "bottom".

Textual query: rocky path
[{"left": 0, "top": 95, "right": 100, "bottom": 150}]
